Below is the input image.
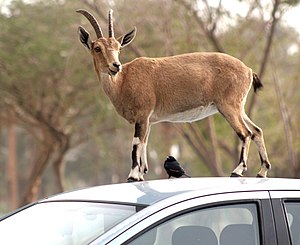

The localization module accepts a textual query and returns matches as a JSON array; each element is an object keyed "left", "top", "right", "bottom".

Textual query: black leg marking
[
  {"left": 236, "top": 132, "right": 245, "bottom": 141},
  {"left": 253, "top": 126, "right": 262, "bottom": 134},
  {"left": 131, "top": 122, "right": 142, "bottom": 171},
  {"left": 131, "top": 145, "right": 139, "bottom": 169},
  {"left": 265, "top": 161, "right": 271, "bottom": 170},
  {"left": 258, "top": 153, "right": 270, "bottom": 169},
  {"left": 258, "top": 152, "right": 264, "bottom": 164},
  {"left": 239, "top": 145, "right": 245, "bottom": 164},
  {"left": 134, "top": 123, "right": 142, "bottom": 137}
]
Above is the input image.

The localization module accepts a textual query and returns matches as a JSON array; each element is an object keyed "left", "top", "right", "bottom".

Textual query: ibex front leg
[{"left": 128, "top": 121, "right": 149, "bottom": 182}]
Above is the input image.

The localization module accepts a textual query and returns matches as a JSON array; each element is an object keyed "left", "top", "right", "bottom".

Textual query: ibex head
[{"left": 77, "top": 9, "right": 136, "bottom": 77}]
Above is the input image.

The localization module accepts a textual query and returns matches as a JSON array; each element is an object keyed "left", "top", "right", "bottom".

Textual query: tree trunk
[
  {"left": 52, "top": 158, "right": 66, "bottom": 194},
  {"left": 52, "top": 136, "right": 70, "bottom": 193},
  {"left": 272, "top": 67, "right": 297, "bottom": 172},
  {"left": 7, "top": 120, "right": 18, "bottom": 210},
  {"left": 19, "top": 143, "right": 53, "bottom": 207},
  {"left": 207, "top": 117, "right": 223, "bottom": 176},
  {"left": 247, "top": 0, "right": 281, "bottom": 117}
]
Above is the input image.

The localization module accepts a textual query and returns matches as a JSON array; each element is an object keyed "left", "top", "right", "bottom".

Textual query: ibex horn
[
  {"left": 108, "top": 9, "right": 114, "bottom": 38},
  {"left": 76, "top": 9, "right": 103, "bottom": 38}
]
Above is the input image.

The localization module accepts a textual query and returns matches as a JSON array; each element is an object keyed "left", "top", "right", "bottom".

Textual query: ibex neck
[{"left": 100, "top": 72, "right": 122, "bottom": 102}]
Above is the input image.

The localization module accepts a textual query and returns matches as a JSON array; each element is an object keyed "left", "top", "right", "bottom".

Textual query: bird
[{"left": 164, "top": 156, "right": 191, "bottom": 178}]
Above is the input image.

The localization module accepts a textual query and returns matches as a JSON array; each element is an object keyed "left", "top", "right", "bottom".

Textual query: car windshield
[{"left": 0, "top": 201, "right": 136, "bottom": 244}]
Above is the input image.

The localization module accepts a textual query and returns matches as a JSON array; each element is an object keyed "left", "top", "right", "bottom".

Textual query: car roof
[{"left": 44, "top": 177, "right": 300, "bottom": 206}]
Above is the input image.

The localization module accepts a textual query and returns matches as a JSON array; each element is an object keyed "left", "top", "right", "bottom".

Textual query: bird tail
[{"left": 183, "top": 173, "right": 191, "bottom": 178}]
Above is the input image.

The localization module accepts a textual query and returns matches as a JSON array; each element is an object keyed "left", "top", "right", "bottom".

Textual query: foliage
[{"left": 0, "top": 0, "right": 300, "bottom": 213}]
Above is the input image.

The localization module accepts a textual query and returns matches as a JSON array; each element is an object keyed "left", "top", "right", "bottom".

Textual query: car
[{"left": 0, "top": 177, "right": 300, "bottom": 244}]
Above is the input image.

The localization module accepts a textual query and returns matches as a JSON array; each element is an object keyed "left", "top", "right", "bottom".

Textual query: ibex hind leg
[
  {"left": 243, "top": 113, "right": 271, "bottom": 178},
  {"left": 231, "top": 134, "right": 251, "bottom": 177},
  {"left": 219, "top": 107, "right": 252, "bottom": 177}
]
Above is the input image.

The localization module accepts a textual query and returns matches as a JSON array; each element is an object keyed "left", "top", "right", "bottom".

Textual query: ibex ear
[
  {"left": 118, "top": 27, "right": 137, "bottom": 48},
  {"left": 78, "top": 26, "right": 92, "bottom": 51}
]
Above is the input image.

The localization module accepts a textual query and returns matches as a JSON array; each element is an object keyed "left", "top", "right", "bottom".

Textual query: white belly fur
[{"left": 154, "top": 103, "right": 218, "bottom": 123}]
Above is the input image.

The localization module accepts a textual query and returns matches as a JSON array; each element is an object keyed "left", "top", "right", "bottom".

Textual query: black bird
[{"left": 164, "top": 156, "right": 191, "bottom": 178}]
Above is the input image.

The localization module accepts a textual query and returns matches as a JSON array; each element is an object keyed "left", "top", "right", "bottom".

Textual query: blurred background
[{"left": 0, "top": 0, "right": 299, "bottom": 214}]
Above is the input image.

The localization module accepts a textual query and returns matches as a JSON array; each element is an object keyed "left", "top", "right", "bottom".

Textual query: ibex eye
[{"left": 94, "top": 47, "right": 101, "bottom": 53}]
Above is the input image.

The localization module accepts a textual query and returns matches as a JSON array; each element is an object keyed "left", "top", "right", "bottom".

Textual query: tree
[{"left": 0, "top": 0, "right": 115, "bottom": 206}]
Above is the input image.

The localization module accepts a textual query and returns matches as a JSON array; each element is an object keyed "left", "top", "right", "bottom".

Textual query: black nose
[{"left": 113, "top": 62, "right": 121, "bottom": 71}]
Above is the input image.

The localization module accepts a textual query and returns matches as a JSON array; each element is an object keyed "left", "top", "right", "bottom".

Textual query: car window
[
  {"left": 285, "top": 202, "right": 300, "bottom": 245},
  {"left": 0, "top": 201, "right": 136, "bottom": 245},
  {"left": 128, "top": 203, "right": 260, "bottom": 245}
]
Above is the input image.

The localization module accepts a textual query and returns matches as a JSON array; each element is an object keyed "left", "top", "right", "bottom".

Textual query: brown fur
[
  {"left": 77, "top": 9, "right": 271, "bottom": 181},
  {"left": 108, "top": 53, "right": 252, "bottom": 125}
]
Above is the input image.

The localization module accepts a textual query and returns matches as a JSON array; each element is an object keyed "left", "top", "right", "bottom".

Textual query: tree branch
[
  {"left": 174, "top": 0, "right": 225, "bottom": 52},
  {"left": 247, "top": 0, "right": 281, "bottom": 117},
  {"left": 271, "top": 57, "right": 297, "bottom": 171}
]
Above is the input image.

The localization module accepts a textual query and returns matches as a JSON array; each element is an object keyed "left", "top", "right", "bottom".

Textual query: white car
[{"left": 0, "top": 177, "right": 300, "bottom": 244}]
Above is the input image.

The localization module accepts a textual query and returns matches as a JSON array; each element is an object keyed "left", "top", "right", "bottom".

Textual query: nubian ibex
[{"left": 77, "top": 9, "right": 271, "bottom": 181}]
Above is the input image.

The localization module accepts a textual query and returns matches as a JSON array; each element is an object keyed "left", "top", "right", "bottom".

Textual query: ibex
[{"left": 77, "top": 9, "right": 271, "bottom": 181}]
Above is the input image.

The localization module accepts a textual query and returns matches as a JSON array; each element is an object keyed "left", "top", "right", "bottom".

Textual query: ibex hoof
[
  {"left": 127, "top": 177, "right": 139, "bottom": 182},
  {"left": 230, "top": 172, "right": 243, "bottom": 177},
  {"left": 127, "top": 177, "right": 145, "bottom": 182},
  {"left": 256, "top": 174, "right": 266, "bottom": 178}
]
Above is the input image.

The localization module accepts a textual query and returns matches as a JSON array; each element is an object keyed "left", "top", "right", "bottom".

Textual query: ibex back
[{"left": 77, "top": 9, "right": 271, "bottom": 181}]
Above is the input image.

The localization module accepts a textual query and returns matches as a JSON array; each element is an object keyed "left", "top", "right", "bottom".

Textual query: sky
[
  {"left": 209, "top": 0, "right": 300, "bottom": 33},
  {"left": 283, "top": 5, "right": 300, "bottom": 33}
]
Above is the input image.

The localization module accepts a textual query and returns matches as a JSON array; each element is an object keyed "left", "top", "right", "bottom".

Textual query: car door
[
  {"left": 103, "top": 191, "right": 277, "bottom": 245},
  {"left": 270, "top": 191, "right": 300, "bottom": 245}
]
